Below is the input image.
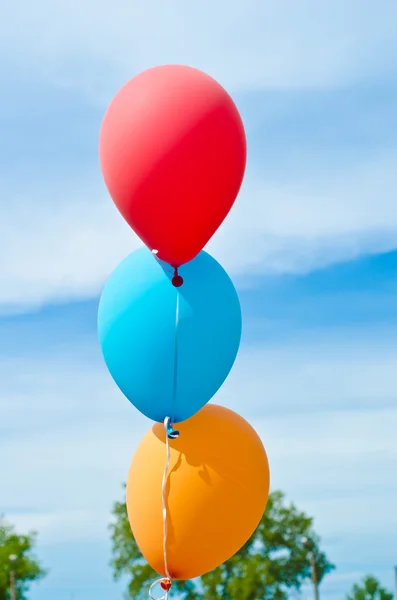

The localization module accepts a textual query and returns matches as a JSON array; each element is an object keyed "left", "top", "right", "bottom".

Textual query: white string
[
  {"left": 149, "top": 417, "right": 175, "bottom": 599},
  {"left": 162, "top": 417, "right": 172, "bottom": 580},
  {"left": 149, "top": 288, "right": 180, "bottom": 599},
  {"left": 171, "top": 291, "right": 180, "bottom": 423}
]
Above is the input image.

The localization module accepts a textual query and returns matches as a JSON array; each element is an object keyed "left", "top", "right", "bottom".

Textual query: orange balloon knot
[
  {"left": 149, "top": 577, "right": 173, "bottom": 599},
  {"left": 160, "top": 578, "right": 172, "bottom": 591},
  {"left": 171, "top": 267, "right": 184, "bottom": 288},
  {"left": 164, "top": 417, "right": 180, "bottom": 440}
]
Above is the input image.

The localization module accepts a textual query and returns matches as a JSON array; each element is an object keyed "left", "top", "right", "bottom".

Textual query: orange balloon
[{"left": 126, "top": 404, "right": 270, "bottom": 580}]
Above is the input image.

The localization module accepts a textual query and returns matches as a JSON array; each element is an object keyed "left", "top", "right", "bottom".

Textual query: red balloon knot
[{"left": 172, "top": 267, "right": 184, "bottom": 287}]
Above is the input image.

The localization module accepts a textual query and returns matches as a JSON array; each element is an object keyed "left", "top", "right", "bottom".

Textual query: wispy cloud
[
  {"left": 1, "top": 1, "right": 397, "bottom": 311},
  {"left": 2, "top": 319, "right": 396, "bottom": 549},
  {"left": 2, "top": 144, "right": 397, "bottom": 311},
  {"left": 2, "top": 3, "right": 397, "bottom": 600},
  {"left": 1, "top": 270, "right": 396, "bottom": 597},
  {"left": 210, "top": 150, "right": 397, "bottom": 277},
  {"left": 3, "top": 0, "right": 397, "bottom": 96}
]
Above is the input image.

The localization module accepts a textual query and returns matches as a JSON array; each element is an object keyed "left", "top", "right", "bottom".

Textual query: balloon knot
[
  {"left": 164, "top": 416, "right": 179, "bottom": 440},
  {"left": 160, "top": 578, "right": 172, "bottom": 592},
  {"left": 171, "top": 267, "right": 183, "bottom": 288},
  {"left": 149, "top": 577, "right": 173, "bottom": 599}
]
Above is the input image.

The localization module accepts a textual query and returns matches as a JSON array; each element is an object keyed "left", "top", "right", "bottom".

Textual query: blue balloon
[{"left": 98, "top": 248, "right": 241, "bottom": 423}]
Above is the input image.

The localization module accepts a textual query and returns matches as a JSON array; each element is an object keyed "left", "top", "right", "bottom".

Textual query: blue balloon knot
[
  {"left": 167, "top": 424, "right": 180, "bottom": 439},
  {"left": 164, "top": 417, "right": 180, "bottom": 439}
]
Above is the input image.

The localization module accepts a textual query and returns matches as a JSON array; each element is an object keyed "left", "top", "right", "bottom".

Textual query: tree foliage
[
  {"left": 347, "top": 576, "right": 393, "bottom": 600},
  {"left": 0, "top": 517, "right": 46, "bottom": 600},
  {"left": 110, "top": 488, "right": 334, "bottom": 599}
]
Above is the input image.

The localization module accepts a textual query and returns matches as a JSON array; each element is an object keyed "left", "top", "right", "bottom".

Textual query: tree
[
  {"left": 0, "top": 517, "right": 46, "bottom": 600},
  {"left": 110, "top": 488, "right": 334, "bottom": 599},
  {"left": 347, "top": 576, "right": 393, "bottom": 600}
]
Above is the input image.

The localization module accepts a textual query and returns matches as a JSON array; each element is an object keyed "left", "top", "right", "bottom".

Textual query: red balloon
[{"left": 99, "top": 65, "right": 246, "bottom": 266}]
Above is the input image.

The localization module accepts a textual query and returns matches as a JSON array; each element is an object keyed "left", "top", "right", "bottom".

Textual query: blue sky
[{"left": 1, "top": 1, "right": 397, "bottom": 599}]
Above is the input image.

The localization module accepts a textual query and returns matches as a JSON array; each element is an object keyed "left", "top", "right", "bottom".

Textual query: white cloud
[
  {"left": 1, "top": 324, "right": 396, "bottom": 597},
  {"left": 0, "top": 177, "right": 140, "bottom": 312},
  {"left": 8, "top": 510, "right": 109, "bottom": 545},
  {"left": 1, "top": 329, "right": 396, "bottom": 566},
  {"left": 209, "top": 152, "right": 397, "bottom": 277},
  {"left": 218, "top": 331, "right": 397, "bottom": 416},
  {"left": 1, "top": 0, "right": 397, "bottom": 312},
  {"left": 2, "top": 2, "right": 397, "bottom": 597},
  {"left": 2, "top": 148, "right": 397, "bottom": 311},
  {"left": 2, "top": 0, "right": 397, "bottom": 97}
]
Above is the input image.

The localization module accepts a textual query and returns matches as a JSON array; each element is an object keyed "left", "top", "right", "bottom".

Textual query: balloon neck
[
  {"left": 171, "top": 267, "right": 184, "bottom": 288},
  {"left": 164, "top": 417, "right": 180, "bottom": 440}
]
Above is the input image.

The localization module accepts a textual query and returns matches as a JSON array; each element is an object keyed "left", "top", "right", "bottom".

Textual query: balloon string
[
  {"left": 171, "top": 290, "right": 180, "bottom": 423},
  {"left": 151, "top": 252, "right": 180, "bottom": 421},
  {"left": 149, "top": 417, "right": 179, "bottom": 600},
  {"left": 162, "top": 417, "right": 172, "bottom": 580},
  {"left": 148, "top": 256, "right": 180, "bottom": 600},
  {"left": 151, "top": 255, "right": 181, "bottom": 421}
]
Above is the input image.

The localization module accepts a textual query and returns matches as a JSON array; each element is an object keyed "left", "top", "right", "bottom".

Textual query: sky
[{"left": 1, "top": 0, "right": 397, "bottom": 599}]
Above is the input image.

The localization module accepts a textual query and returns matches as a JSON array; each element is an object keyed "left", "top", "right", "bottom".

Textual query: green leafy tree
[
  {"left": 0, "top": 517, "right": 46, "bottom": 600},
  {"left": 347, "top": 576, "right": 393, "bottom": 600},
  {"left": 110, "top": 488, "right": 334, "bottom": 599}
]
